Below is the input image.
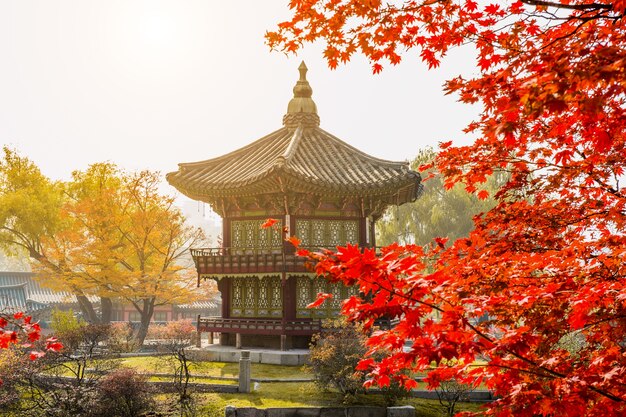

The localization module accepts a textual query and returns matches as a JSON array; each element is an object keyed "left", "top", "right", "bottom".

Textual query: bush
[
  {"left": 436, "top": 379, "right": 475, "bottom": 417},
  {"left": 152, "top": 319, "right": 197, "bottom": 412},
  {"left": 18, "top": 324, "right": 119, "bottom": 417},
  {"left": 306, "top": 318, "right": 368, "bottom": 400},
  {"left": 307, "top": 318, "right": 412, "bottom": 405},
  {"left": 56, "top": 323, "right": 111, "bottom": 353},
  {"left": 50, "top": 309, "right": 84, "bottom": 336},
  {"left": 0, "top": 349, "right": 27, "bottom": 409},
  {"left": 94, "top": 368, "right": 154, "bottom": 417},
  {"left": 108, "top": 322, "right": 138, "bottom": 353},
  {"left": 38, "top": 384, "right": 101, "bottom": 417},
  {"left": 148, "top": 319, "right": 195, "bottom": 344}
]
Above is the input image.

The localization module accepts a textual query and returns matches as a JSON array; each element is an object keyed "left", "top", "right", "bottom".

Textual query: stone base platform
[{"left": 185, "top": 345, "right": 310, "bottom": 366}]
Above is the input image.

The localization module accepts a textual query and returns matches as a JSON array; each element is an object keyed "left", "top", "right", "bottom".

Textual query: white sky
[{"left": 0, "top": 1, "right": 478, "bottom": 198}]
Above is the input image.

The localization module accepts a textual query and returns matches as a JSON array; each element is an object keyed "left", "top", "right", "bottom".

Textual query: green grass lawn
[
  {"left": 118, "top": 357, "right": 485, "bottom": 417},
  {"left": 119, "top": 356, "right": 313, "bottom": 379}
]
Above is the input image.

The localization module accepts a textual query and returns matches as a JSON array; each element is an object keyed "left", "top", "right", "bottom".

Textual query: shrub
[
  {"left": 21, "top": 324, "right": 119, "bottom": 417},
  {"left": 94, "top": 368, "right": 154, "bottom": 417},
  {"left": 307, "top": 318, "right": 412, "bottom": 405},
  {"left": 108, "top": 321, "right": 138, "bottom": 353},
  {"left": 379, "top": 375, "right": 412, "bottom": 406},
  {"left": 148, "top": 319, "right": 195, "bottom": 343},
  {"left": 153, "top": 319, "right": 197, "bottom": 410},
  {"left": 56, "top": 323, "right": 111, "bottom": 354},
  {"left": 306, "top": 318, "right": 368, "bottom": 399},
  {"left": 0, "top": 349, "right": 26, "bottom": 409},
  {"left": 50, "top": 309, "right": 84, "bottom": 336},
  {"left": 436, "top": 379, "right": 475, "bottom": 417}
]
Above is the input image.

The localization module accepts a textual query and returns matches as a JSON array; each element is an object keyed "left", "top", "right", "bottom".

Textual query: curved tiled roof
[
  {"left": 0, "top": 271, "right": 80, "bottom": 311},
  {"left": 167, "top": 63, "right": 421, "bottom": 203}
]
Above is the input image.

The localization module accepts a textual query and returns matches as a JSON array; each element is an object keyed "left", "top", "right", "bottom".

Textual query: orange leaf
[
  {"left": 261, "top": 218, "right": 278, "bottom": 229},
  {"left": 307, "top": 292, "right": 333, "bottom": 308},
  {"left": 287, "top": 235, "right": 301, "bottom": 247}
]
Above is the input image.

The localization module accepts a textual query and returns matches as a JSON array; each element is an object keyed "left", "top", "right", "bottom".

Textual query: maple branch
[
  {"left": 520, "top": 0, "right": 612, "bottom": 11},
  {"left": 336, "top": 255, "right": 626, "bottom": 403}
]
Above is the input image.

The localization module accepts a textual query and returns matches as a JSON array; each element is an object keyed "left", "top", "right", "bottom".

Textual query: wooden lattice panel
[
  {"left": 295, "top": 219, "right": 359, "bottom": 248},
  {"left": 230, "top": 275, "right": 282, "bottom": 318},
  {"left": 295, "top": 275, "right": 360, "bottom": 318}
]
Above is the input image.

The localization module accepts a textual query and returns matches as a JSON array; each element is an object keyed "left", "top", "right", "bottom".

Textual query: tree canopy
[
  {"left": 0, "top": 148, "right": 210, "bottom": 345},
  {"left": 271, "top": 1, "right": 626, "bottom": 415},
  {"left": 376, "top": 148, "right": 503, "bottom": 247}
]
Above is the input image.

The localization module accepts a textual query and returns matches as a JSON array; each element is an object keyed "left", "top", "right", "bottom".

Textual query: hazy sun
[{"left": 138, "top": 13, "right": 175, "bottom": 46}]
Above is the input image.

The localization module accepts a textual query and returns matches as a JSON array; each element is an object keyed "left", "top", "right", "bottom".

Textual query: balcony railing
[
  {"left": 191, "top": 246, "right": 311, "bottom": 275},
  {"left": 198, "top": 317, "right": 322, "bottom": 336},
  {"left": 191, "top": 246, "right": 381, "bottom": 276},
  {"left": 196, "top": 316, "right": 398, "bottom": 336}
]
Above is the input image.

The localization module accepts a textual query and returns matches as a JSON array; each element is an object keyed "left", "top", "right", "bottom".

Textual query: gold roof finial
[{"left": 284, "top": 61, "right": 319, "bottom": 127}]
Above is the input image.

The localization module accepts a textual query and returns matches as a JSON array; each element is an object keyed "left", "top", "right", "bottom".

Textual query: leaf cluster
[{"left": 274, "top": 0, "right": 626, "bottom": 415}]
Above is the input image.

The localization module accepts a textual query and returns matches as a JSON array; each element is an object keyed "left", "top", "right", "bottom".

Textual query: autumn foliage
[
  {"left": 269, "top": 1, "right": 626, "bottom": 416},
  {"left": 0, "top": 312, "right": 62, "bottom": 386}
]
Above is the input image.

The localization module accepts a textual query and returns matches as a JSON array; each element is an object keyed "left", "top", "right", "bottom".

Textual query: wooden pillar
[
  {"left": 195, "top": 314, "right": 202, "bottom": 348},
  {"left": 219, "top": 278, "right": 230, "bottom": 319},
  {"left": 208, "top": 332, "right": 214, "bottom": 345},
  {"left": 223, "top": 217, "right": 231, "bottom": 247},
  {"left": 236, "top": 333, "right": 242, "bottom": 349},
  {"left": 280, "top": 334, "right": 287, "bottom": 351},
  {"left": 359, "top": 216, "right": 368, "bottom": 247},
  {"left": 284, "top": 276, "right": 297, "bottom": 321}
]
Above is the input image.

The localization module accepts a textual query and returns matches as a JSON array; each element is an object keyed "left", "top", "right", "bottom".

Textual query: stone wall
[{"left": 225, "top": 406, "right": 416, "bottom": 417}]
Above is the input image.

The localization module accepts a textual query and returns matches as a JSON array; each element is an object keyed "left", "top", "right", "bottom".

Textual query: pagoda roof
[{"left": 167, "top": 62, "right": 420, "bottom": 203}]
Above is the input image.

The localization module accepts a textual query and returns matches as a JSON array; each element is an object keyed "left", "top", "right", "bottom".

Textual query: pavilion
[{"left": 167, "top": 62, "right": 421, "bottom": 350}]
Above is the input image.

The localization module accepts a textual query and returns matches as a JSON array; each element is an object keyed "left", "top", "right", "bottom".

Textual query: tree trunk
[
  {"left": 28, "top": 251, "right": 102, "bottom": 324},
  {"left": 133, "top": 298, "right": 155, "bottom": 347},
  {"left": 76, "top": 293, "right": 100, "bottom": 323},
  {"left": 100, "top": 296, "right": 112, "bottom": 324}
]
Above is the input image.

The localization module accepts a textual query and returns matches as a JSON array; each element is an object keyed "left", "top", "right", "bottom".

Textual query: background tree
[
  {"left": 0, "top": 147, "right": 98, "bottom": 320},
  {"left": 0, "top": 149, "right": 208, "bottom": 344},
  {"left": 34, "top": 163, "right": 124, "bottom": 323},
  {"left": 271, "top": 1, "right": 626, "bottom": 415},
  {"left": 106, "top": 170, "right": 206, "bottom": 345},
  {"left": 377, "top": 148, "right": 504, "bottom": 246},
  {"left": 43, "top": 167, "right": 206, "bottom": 345}
]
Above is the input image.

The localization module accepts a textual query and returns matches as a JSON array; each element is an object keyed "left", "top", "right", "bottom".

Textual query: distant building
[
  {"left": 0, "top": 271, "right": 220, "bottom": 325},
  {"left": 0, "top": 270, "right": 69, "bottom": 312}
]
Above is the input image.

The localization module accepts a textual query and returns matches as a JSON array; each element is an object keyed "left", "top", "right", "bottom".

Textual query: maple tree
[
  {"left": 0, "top": 312, "right": 62, "bottom": 387},
  {"left": 269, "top": 1, "right": 626, "bottom": 416}
]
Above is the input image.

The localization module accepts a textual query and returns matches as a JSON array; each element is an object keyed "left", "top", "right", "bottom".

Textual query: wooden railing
[
  {"left": 197, "top": 317, "right": 322, "bottom": 336},
  {"left": 191, "top": 246, "right": 309, "bottom": 275},
  {"left": 191, "top": 246, "right": 382, "bottom": 276}
]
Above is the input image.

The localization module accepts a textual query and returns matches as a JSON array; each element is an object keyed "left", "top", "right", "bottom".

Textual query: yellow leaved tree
[{"left": 0, "top": 148, "right": 209, "bottom": 346}]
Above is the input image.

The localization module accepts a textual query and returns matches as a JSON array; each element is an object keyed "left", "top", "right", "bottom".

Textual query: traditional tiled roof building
[
  {"left": 167, "top": 63, "right": 421, "bottom": 350},
  {"left": 0, "top": 271, "right": 78, "bottom": 313},
  {"left": 0, "top": 271, "right": 220, "bottom": 325}
]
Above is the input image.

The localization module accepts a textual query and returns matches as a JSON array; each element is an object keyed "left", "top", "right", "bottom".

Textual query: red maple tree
[
  {"left": 268, "top": 1, "right": 626, "bottom": 415},
  {"left": 0, "top": 312, "right": 62, "bottom": 382}
]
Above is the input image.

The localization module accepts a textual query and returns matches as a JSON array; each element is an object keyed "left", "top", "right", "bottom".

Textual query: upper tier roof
[{"left": 167, "top": 62, "right": 420, "bottom": 202}]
